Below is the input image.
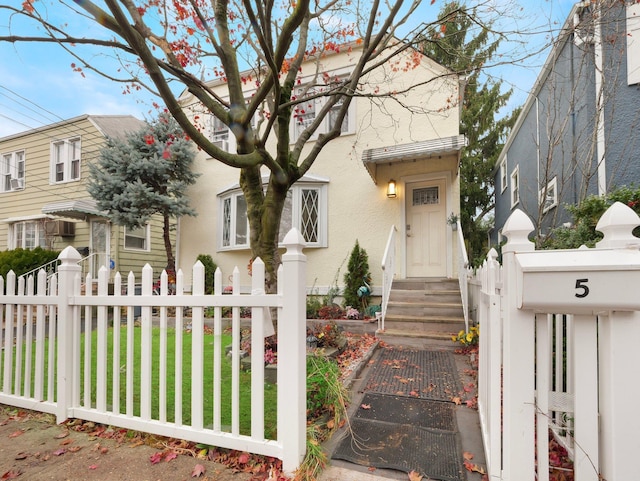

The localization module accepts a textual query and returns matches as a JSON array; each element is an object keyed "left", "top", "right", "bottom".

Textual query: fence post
[
  {"left": 278, "top": 228, "right": 307, "bottom": 474},
  {"left": 594, "top": 201, "right": 640, "bottom": 480},
  {"left": 501, "top": 209, "right": 536, "bottom": 481},
  {"left": 56, "top": 246, "right": 82, "bottom": 423}
]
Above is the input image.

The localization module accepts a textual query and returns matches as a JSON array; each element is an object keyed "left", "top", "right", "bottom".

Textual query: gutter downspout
[
  {"left": 536, "top": 97, "right": 540, "bottom": 198},
  {"left": 594, "top": 3, "right": 607, "bottom": 195}
]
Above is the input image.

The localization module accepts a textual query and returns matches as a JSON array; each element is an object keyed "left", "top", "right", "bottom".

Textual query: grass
[{"left": 3, "top": 326, "right": 277, "bottom": 438}]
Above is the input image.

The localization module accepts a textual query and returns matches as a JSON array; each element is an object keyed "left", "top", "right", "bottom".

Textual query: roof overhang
[
  {"left": 218, "top": 174, "right": 330, "bottom": 196},
  {"left": 362, "top": 134, "right": 467, "bottom": 184},
  {"left": 1, "top": 214, "right": 54, "bottom": 224},
  {"left": 41, "top": 199, "right": 104, "bottom": 220}
]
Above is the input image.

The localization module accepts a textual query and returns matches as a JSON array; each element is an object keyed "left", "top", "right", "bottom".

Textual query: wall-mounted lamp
[{"left": 387, "top": 179, "right": 397, "bottom": 198}]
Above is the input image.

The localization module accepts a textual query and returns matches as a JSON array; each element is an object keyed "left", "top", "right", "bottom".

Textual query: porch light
[{"left": 387, "top": 179, "right": 397, "bottom": 198}]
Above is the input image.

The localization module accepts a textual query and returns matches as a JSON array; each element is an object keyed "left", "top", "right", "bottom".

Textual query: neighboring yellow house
[
  {"left": 177, "top": 45, "right": 465, "bottom": 296},
  {"left": 0, "top": 115, "right": 171, "bottom": 280}
]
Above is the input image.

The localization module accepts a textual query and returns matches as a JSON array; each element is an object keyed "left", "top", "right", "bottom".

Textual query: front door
[
  {"left": 406, "top": 179, "right": 447, "bottom": 277},
  {"left": 90, "top": 220, "right": 110, "bottom": 278}
]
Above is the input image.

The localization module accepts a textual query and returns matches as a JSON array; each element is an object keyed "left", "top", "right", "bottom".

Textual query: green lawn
[{"left": 5, "top": 326, "right": 277, "bottom": 438}]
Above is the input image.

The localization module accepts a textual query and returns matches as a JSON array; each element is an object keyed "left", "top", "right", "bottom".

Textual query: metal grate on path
[{"left": 361, "top": 347, "right": 460, "bottom": 401}]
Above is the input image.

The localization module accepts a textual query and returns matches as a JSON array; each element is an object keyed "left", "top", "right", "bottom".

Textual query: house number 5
[{"left": 575, "top": 278, "right": 589, "bottom": 298}]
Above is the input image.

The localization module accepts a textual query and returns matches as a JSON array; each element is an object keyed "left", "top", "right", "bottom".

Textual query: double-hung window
[
  {"left": 292, "top": 81, "right": 354, "bottom": 142},
  {"left": 1, "top": 150, "right": 25, "bottom": 192},
  {"left": 510, "top": 166, "right": 520, "bottom": 208},
  {"left": 211, "top": 116, "right": 230, "bottom": 151},
  {"left": 539, "top": 176, "right": 558, "bottom": 213},
  {"left": 124, "top": 224, "right": 150, "bottom": 251},
  {"left": 499, "top": 158, "right": 507, "bottom": 193},
  {"left": 11, "top": 220, "right": 46, "bottom": 249},
  {"left": 294, "top": 88, "right": 319, "bottom": 140},
  {"left": 51, "top": 137, "right": 81, "bottom": 183},
  {"left": 219, "top": 177, "right": 328, "bottom": 250}
]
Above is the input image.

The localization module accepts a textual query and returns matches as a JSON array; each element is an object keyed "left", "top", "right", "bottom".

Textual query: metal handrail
[
  {"left": 18, "top": 251, "right": 108, "bottom": 283},
  {"left": 19, "top": 258, "right": 60, "bottom": 280},
  {"left": 379, "top": 225, "right": 397, "bottom": 333}
]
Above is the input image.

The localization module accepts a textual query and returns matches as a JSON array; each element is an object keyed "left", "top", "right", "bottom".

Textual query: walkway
[{"left": 319, "top": 332, "right": 486, "bottom": 481}]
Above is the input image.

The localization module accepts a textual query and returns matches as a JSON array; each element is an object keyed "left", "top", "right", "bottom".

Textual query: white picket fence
[
  {"left": 474, "top": 202, "right": 640, "bottom": 481},
  {"left": 0, "top": 229, "right": 307, "bottom": 474}
]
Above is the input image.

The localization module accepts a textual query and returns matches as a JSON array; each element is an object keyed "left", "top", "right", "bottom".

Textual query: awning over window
[
  {"left": 361, "top": 134, "right": 467, "bottom": 184},
  {"left": 41, "top": 198, "right": 104, "bottom": 220},
  {"left": 0, "top": 214, "right": 53, "bottom": 224}
]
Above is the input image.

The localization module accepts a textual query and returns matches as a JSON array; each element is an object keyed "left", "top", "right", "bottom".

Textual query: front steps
[{"left": 380, "top": 278, "right": 465, "bottom": 340}]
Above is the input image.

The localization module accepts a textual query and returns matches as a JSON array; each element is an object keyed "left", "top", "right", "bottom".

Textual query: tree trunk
[
  {"left": 241, "top": 167, "right": 289, "bottom": 294},
  {"left": 162, "top": 213, "right": 176, "bottom": 276}
]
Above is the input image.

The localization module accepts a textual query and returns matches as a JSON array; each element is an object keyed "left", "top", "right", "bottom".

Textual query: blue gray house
[{"left": 492, "top": 0, "right": 640, "bottom": 244}]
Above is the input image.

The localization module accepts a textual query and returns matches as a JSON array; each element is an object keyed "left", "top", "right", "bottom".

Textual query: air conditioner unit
[
  {"left": 45, "top": 220, "right": 76, "bottom": 237},
  {"left": 10, "top": 178, "right": 24, "bottom": 190}
]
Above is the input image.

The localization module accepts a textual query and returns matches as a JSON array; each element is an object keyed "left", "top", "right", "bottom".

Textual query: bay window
[
  {"left": 219, "top": 178, "right": 328, "bottom": 250},
  {"left": 10, "top": 220, "right": 46, "bottom": 249}
]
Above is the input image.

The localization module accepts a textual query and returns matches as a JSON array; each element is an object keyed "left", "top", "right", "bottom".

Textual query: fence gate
[{"left": 476, "top": 202, "right": 640, "bottom": 481}]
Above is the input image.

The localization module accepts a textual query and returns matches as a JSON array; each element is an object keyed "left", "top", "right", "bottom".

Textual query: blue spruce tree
[{"left": 88, "top": 113, "right": 199, "bottom": 275}]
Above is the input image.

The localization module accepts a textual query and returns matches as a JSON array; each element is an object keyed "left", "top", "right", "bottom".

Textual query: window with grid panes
[{"left": 220, "top": 182, "right": 327, "bottom": 250}]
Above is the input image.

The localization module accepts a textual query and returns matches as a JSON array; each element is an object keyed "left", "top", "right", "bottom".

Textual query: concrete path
[{"left": 319, "top": 334, "right": 486, "bottom": 481}]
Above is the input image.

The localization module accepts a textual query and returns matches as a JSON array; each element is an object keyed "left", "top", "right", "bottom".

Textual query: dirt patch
[{"left": 0, "top": 407, "right": 252, "bottom": 481}]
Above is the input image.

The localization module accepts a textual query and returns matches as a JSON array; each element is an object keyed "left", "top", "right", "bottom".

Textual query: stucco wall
[{"left": 177, "top": 47, "right": 461, "bottom": 292}]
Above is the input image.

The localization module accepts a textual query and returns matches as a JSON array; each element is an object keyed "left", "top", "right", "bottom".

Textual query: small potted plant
[{"left": 447, "top": 213, "right": 459, "bottom": 230}]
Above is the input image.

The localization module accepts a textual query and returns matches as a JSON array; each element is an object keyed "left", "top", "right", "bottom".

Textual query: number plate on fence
[{"left": 515, "top": 249, "right": 640, "bottom": 312}]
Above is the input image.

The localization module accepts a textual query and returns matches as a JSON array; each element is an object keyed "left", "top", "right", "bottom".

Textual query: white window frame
[
  {"left": 1, "top": 150, "right": 25, "bottom": 192},
  {"left": 10, "top": 220, "right": 46, "bottom": 249},
  {"left": 50, "top": 137, "right": 81, "bottom": 184},
  {"left": 218, "top": 181, "right": 328, "bottom": 251},
  {"left": 211, "top": 115, "right": 230, "bottom": 152},
  {"left": 510, "top": 165, "right": 520, "bottom": 208},
  {"left": 627, "top": 2, "right": 640, "bottom": 85},
  {"left": 220, "top": 191, "right": 250, "bottom": 249},
  {"left": 539, "top": 176, "right": 558, "bottom": 213},
  {"left": 124, "top": 224, "right": 150, "bottom": 251},
  {"left": 291, "top": 82, "right": 356, "bottom": 142},
  {"left": 278, "top": 184, "right": 328, "bottom": 248},
  {"left": 499, "top": 157, "right": 507, "bottom": 193}
]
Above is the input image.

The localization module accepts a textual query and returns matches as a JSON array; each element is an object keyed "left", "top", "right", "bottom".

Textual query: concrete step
[
  {"left": 389, "top": 290, "right": 462, "bottom": 303},
  {"left": 383, "top": 278, "right": 465, "bottom": 336},
  {"left": 386, "top": 302, "right": 464, "bottom": 319},
  {"left": 378, "top": 328, "right": 456, "bottom": 342},
  {"left": 384, "top": 314, "right": 464, "bottom": 327}
]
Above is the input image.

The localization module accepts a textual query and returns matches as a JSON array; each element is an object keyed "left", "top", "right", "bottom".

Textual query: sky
[{"left": 0, "top": 0, "right": 575, "bottom": 139}]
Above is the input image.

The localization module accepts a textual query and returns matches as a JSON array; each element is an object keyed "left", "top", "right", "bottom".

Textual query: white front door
[{"left": 406, "top": 179, "right": 447, "bottom": 277}]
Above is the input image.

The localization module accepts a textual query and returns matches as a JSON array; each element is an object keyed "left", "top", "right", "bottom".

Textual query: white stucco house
[{"left": 176, "top": 43, "right": 465, "bottom": 297}]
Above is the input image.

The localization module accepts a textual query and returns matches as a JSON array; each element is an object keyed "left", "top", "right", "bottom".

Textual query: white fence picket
[
  {"left": 0, "top": 228, "right": 307, "bottom": 474},
  {"left": 473, "top": 202, "right": 640, "bottom": 481}
]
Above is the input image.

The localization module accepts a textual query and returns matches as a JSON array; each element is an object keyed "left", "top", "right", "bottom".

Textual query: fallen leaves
[
  {"left": 408, "top": 470, "right": 423, "bottom": 481},
  {"left": 191, "top": 463, "right": 206, "bottom": 477},
  {"left": 360, "top": 403, "right": 371, "bottom": 410},
  {"left": 1, "top": 469, "right": 22, "bottom": 480},
  {"left": 463, "top": 451, "right": 486, "bottom": 475}
]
